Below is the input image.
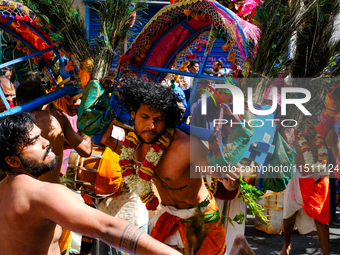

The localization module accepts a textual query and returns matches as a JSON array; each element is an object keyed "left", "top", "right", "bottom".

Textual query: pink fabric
[
  {"left": 61, "top": 113, "right": 78, "bottom": 175},
  {"left": 66, "top": 114, "right": 78, "bottom": 132},
  {"left": 209, "top": 0, "right": 261, "bottom": 56},
  {"left": 61, "top": 145, "right": 72, "bottom": 175}
]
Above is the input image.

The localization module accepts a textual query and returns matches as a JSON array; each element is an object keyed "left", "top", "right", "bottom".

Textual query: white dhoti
[
  {"left": 216, "top": 198, "right": 246, "bottom": 255},
  {"left": 283, "top": 173, "right": 316, "bottom": 235},
  {"left": 149, "top": 202, "right": 209, "bottom": 248},
  {"left": 98, "top": 192, "right": 149, "bottom": 227}
]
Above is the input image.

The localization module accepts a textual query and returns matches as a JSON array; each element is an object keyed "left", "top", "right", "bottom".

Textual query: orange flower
[
  {"left": 191, "top": 11, "right": 197, "bottom": 18},
  {"left": 222, "top": 43, "right": 231, "bottom": 51},
  {"left": 227, "top": 55, "right": 234, "bottom": 62},
  {"left": 183, "top": 9, "right": 191, "bottom": 16}
]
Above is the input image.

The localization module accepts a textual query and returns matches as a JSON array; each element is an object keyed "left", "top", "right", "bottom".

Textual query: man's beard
[
  {"left": 18, "top": 147, "right": 58, "bottom": 178},
  {"left": 135, "top": 130, "right": 162, "bottom": 144}
]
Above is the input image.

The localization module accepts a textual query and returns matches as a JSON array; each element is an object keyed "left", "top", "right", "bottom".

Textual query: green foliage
[
  {"left": 218, "top": 177, "right": 270, "bottom": 229},
  {"left": 220, "top": 211, "right": 247, "bottom": 230},
  {"left": 18, "top": 0, "right": 145, "bottom": 80},
  {"left": 238, "top": 177, "right": 270, "bottom": 226}
]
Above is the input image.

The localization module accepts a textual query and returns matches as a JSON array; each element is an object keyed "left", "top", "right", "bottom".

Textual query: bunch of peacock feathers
[
  {"left": 91, "top": 0, "right": 145, "bottom": 79},
  {"left": 19, "top": 0, "right": 145, "bottom": 80},
  {"left": 282, "top": 0, "right": 340, "bottom": 128},
  {"left": 235, "top": 0, "right": 340, "bottom": 129}
]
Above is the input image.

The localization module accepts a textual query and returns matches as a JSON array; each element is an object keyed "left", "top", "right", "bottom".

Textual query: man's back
[{"left": 0, "top": 174, "right": 62, "bottom": 255}]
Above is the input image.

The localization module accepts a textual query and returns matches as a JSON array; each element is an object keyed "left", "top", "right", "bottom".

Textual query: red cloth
[
  {"left": 299, "top": 177, "right": 330, "bottom": 224},
  {"left": 316, "top": 112, "right": 338, "bottom": 138},
  {"left": 151, "top": 195, "right": 226, "bottom": 255}
]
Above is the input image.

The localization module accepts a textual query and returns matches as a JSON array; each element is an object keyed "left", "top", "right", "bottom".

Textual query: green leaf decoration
[{"left": 238, "top": 177, "right": 271, "bottom": 226}]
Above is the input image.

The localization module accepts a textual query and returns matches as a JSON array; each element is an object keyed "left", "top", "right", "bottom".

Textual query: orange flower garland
[
  {"left": 119, "top": 128, "right": 174, "bottom": 210},
  {"left": 297, "top": 132, "right": 327, "bottom": 174}
]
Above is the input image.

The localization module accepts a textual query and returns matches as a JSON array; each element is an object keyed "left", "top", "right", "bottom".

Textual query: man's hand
[
  {"left": 100, "top": 118, "right": 123, "bottom": 155},
  {"left": 219, "top": 163, "right": 241, "bottom": 191},
  {"left": 100, "top": 118, "right": 115, "bottom": 146}
]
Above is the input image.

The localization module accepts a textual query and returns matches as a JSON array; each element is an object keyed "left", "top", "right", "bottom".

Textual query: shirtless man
[
  {"left": 0, "top": 76, "right": 16, "bottom": 181},
  {"left": 0, "top": 112, "right": 181, "bottom": 255},
  {"left": 280, "top": 125, "right": 330, "bottom": 255},
  {"left": 100, "top": 77, "right": 253, "bottom": 255},
  {"left": 16, "top": 80, "right": 92, "bottom": 183},
  {"left": 0, "top": 76, "right": 16, "bottom": 113}
]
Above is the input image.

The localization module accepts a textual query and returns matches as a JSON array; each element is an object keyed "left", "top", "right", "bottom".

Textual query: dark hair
[
  {"left": 198, "top": 78, "right": 212, "bottom": 85},
  {"left": 0, "top": 112, "right": 35, "bottom": 172},
  {"left": 16, "top": 80, "right": 46, "bottom": 108},
  {"left": 2, "top": 66, "right": 12, "bottom": 71},
  {"left": 189, "top": 59, "right": 199, "bottom": 67},
  {"left": 215, "top": 60, "right": 223, "bottom": 68},
  {"left": 203, "top": 69, "right": 215, "bottom": 75},
  {"left": 118, "top": 77, "right": 183, "bottom": 128}
]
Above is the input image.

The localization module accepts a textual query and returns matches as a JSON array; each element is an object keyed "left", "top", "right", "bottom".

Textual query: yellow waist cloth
[{"left": 59, "top": 229, "right": 72, "bottom": 255}]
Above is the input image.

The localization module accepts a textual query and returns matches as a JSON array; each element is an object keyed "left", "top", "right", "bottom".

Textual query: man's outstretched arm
[{"left": 36, "top": 182, "right": 181, "bottom": 255}]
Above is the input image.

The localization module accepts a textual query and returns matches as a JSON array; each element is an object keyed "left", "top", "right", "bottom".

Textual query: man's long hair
[
  {"left": 118, "top": 77, "right": 183, "bottom": 128},
  {"left": 0, "top": 112, "right": 35, "bottom": 172}
]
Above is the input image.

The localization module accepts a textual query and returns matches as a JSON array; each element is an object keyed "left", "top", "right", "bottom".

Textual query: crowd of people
[{"left": 0, "top": 60, "right": 339, "bottom": 255}]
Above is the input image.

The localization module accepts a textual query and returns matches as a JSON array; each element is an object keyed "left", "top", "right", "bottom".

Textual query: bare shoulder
[
  {"left": 2, "top": 175, "right": 54, "bottom": 210},
  {"left": 50, "top": 108, "right": 67, "bottom": 123},
  {"left": 31, "top": 109, "right": 52, "bottom": 121},
  {"left": 21, "top": 176, "right": 79, "bottom": 212},
  {"left": 172, "top": 128, "right": 190, "bottom": 147},
  {"left": 11, "top": 174, "right": 56, "bottom": 196},
  {"left": 171, "top": 129, "right": 205, "bottom": 150},
  {"left": 32, "top": 110, "right": 62, "bottom": 132}
]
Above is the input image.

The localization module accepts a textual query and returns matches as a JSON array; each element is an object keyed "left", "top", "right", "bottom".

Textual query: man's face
[
  {"left": 213, "top": 61, "right": 221, "bottom": 72},
  {"left": 0, "top": 78, "right": 16, "bottom": 111},
  {"left": 189, "top": 63, "right": 199, "bottom": 74},
  {"left": 218, "top": 89, "right": 233, "bottom": 104},
  {"left": 17, "top": 124, "right": 57, "bottom": 177},
  {"left": 301, "top": 126, "right": 317, "bottom": 137},
  {"left": 196, "top": 82, "right": 209, "bottom": 98},
  {"left": 131, "top": 104, "right": 166, "bottom": 144},
  {"left": 5, "top": 70, "right": 12, "bottom": 78}
]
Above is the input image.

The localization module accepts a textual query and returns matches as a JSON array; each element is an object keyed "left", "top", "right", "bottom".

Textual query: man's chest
[{"left": 154, "top": 157, "right": 188, "bottom": 183}]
